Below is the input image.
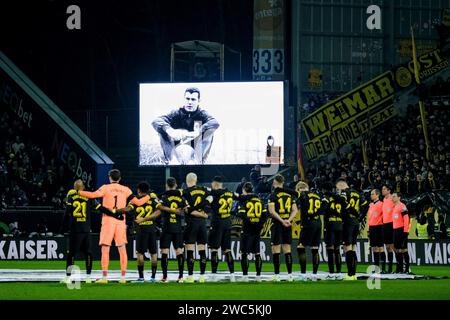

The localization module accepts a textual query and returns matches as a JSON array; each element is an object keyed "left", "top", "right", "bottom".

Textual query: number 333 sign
[{"left": 253, "top": 48, "right": 284, "bottom": 80}]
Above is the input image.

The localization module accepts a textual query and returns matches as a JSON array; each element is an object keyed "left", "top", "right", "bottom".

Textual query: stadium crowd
[
  {"left": 0, "top": 112, "right": 68, "bottom": 209},
  {"left": 302, "top": 104, "right": 450, "bottom": 195},
  {"left": 246, "top": 102, "right": 450, "bottom": 239}
]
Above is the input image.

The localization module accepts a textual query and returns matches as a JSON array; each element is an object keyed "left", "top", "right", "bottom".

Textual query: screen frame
[{"left": 137, "top": 80, "right": 288, "bottom": 168}]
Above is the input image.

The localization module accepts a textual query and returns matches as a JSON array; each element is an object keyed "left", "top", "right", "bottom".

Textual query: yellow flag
[
  {"left": 411, "top": 27, "right": 421, "bottom": 84},
  {"left": 411, "top": 26, "right": 431, "bottom": 160},
  {"left": 362, "top": 139, "right": 369, "bottom": 167},
  {"left": 297, "top": 127, "right": 306, "bottom": 181}
]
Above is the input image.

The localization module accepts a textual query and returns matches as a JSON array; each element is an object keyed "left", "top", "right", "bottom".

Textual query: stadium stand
[
  {"left": 0, "top": 111, "right": 69, "bottom": 208},
  {"left": 304, "top": 102, "right": 450, "bottom": 195}
]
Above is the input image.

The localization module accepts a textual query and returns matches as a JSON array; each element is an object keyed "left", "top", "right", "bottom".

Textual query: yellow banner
[
  {"left": 393, "top": 49, "right": 449, "bottom": 89},
  {"left": 398, "top": 39, "right": 436, "bottom": 58},
  {"left": 301, "top": 48, "right": 449, "bottom": 160},
  {"left": 302, "top": 71, "right": 395, "bottom": 140}
]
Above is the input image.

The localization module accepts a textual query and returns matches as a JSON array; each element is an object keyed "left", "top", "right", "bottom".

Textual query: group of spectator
[
  {"left": 0, "top": 112, "right": 68, "bottom": 209},
  {"left": 242, "top": 100, "right": 449, "bottom": 238},
  {"left": 241, "top": 102, "right": 449, "bottom": 198},
  {"left": 427, "top": 76, "right": 450, "bottom": 97},
  {"left": 302, "top": 103, "right": 450, "bottom": 197},
  {"left": 302, "top": 92, "right": 342, "bottom": 114}
]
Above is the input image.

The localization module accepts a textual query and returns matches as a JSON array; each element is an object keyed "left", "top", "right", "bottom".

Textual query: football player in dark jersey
[
  {"left": 323, "top": 189, "right": 345, "bottom": 280},
  {"left": 267, "top": 174, "right": 298, "bottom": 282},
  {"left": 208, "top": 176, "right": 236, "bottom": 282},
  {"left": 295, "top": 181, "right": 324, "bottom": 281},
  {"left": 123, "top": 182, "right": 162, "bottom": 282},
  {"left": 336, "top": 178, "right": 368, "bottom": 281},
  {"left": 236, "top": 182, "right": 268, "bottom": 282},
  {"left": 159, "top": 177, "right": 186, "bottom": 283},
  {"left": 183, "top": 172, "right": 212, "bottom": 283}
]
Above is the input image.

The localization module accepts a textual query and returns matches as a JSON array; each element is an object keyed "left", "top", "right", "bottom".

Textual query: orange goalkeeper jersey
[{"left": 79, "top": 182, "right": 149, "bottom": 224}]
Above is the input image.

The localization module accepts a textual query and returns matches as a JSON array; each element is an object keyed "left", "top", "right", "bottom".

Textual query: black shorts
[
  {"left": 209, "top": 222, "right": 231, "bottom": 250},
  {"left": 241, "top": 231, "right": 261, "bottom": 254},
  {"left": 383, "top": 222, "right": 394, "bottom": 244},
  {"left": 343, "top": 221, "right": 359, "bottom": 246},
  {"left": 136, "top": 231, "right": 157, "bottom": 254},
  {"left": 271, "top": 221, "right": 292, "bottom": 246},
  {"left": 68, "top": 233, "right": 91, "bottom": 254},
  {"left": 325, "top": 221, "right": 343, "bottom": 247},
  {"left": 393, "top": 228, "right": 408, "bottom": 250},
  {"left": 160, "top": 231, "right": 184, "bottom": 249},
  {"left": 369, "top": 225, "right": 384, "bottom": 248},
  {"left": 184, "top": 220, "right": 207, "bottom": 245},
  {"left": 299, "top": 219, "right": 322, "bottom": 247}
]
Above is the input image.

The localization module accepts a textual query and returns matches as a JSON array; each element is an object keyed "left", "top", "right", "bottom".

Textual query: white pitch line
[{"left": 0, "top": 270, "right": 423, "bottom": 282}]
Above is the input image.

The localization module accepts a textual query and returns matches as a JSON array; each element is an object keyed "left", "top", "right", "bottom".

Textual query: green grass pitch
[{"left": 0, "top": 260, "right": 449, "bottom": 300}]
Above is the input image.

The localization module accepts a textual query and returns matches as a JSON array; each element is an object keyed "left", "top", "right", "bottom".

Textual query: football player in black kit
[
  {"left": 295, "top": 181, "right": 324, "bottom": 281},
  {"left": 183, "top": 172, "right": 212, "bottom": 283},
  {"left": 236, "top": 182, "right": 268, "bottom": 282},
  {"left": 335, "top": 178, "right": 368, "bottom": 281},
  {"left": 60, "top": 179, "right": 122, "bottom": 284},
  {"left": 267, "top": 174, "right": 298, "bottom": 282},
  {"left": 122, "top": 182, "right": 162, "bottom": 283},
  {"left": 159, "top": 177, "right": 186, "bottom": 283},
  {"left": 208, "top": 176, "right": 236, "bottom": 282},
  {"left": 323, "top": 184, "right": 346, "bottom": 280}
]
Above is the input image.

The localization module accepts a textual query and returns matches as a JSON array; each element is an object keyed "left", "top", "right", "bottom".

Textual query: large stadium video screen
[{"left": 139, "top": 82, "right": 284, "bottom": 166}]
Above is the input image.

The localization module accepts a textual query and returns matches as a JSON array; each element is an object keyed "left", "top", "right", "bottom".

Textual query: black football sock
[
  {"left": 241, "top": 253, "right": 249, "bottom": 276},
  {"left": 177, "top": 254, "right": 184, "bottom": 278},
  {"left": 285, "top": 253, "right": 293, "bottom": 274},
  {"left": 327, "top": 249, "right": 335, "bottom": 273},
  {"left": 373, "top": 252, "right": 380, "bottom": 267},
  {"left": 273, "top": 253, "right": 280, "bottom": 274},
  {"left": 137, "top": 265, "right": 144, "bottom": 279},
  {"left": 151, "top": 260, "right": 157, "bottom": 279},
  {"left": 85, "top": 252, "right": 92, "bottom": 275},
  {"left": 345, "top": 251, "right": 352, "bottom": 276},
  {"left": 380, "top": 251, "right": 386, "bottom": 272},
  {"left": 395, "top": 252, "right": 403, "bottom": 273},
  {"left": 334, "top": 248, "right": 342, "bottom": 273},
  {"left": 199, "top": 250, "right": 207, "bottom": 275},
  {"left": 211, "top": 251, "right": 219, "bottom": 274},
  {"left": 297, "top": 248, "right": 307, "bottom": 273},
  {"left": 225, "top": 251, "right": 234, "bottom": 274},
  {"left": 66, "top": 252, "right": 75, "bottom": 276},
  {"left": 255, "top": 254, "right": 262, "bottom": 276},
  {"left": 351, "top": 251, "right": 357, "bottom": 276},
  {"left": 187, "top": 250, "right": 195, "bottom": 276},
  {"left": 161, "top": 253, "right": 168, "bottom": 278},
  {"left": 311, "top": 249, "right": 319, "bottom": 274},
  {"left": 388, "top": 251, "right": 394, "bottom": 273},
  {"left": 403, "top": 252, "right": 410, "bottom": 273}
]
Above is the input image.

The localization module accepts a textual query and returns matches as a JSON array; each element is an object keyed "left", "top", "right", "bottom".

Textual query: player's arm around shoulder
[
  {"left": 78, "top": 185, "right": 105, "bottom": 199},
  {"left": 130, "top": 194, "right": 150, "bottom": 207}
]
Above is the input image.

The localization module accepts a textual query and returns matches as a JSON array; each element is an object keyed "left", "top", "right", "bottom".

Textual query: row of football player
[{"left": 60, "top": 170, "right": 410, "bottom": 283}]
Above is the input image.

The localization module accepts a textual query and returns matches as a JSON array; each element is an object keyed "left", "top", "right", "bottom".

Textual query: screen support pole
[{"left": 165, "top": 167, "right": 170, "bottom": 182}]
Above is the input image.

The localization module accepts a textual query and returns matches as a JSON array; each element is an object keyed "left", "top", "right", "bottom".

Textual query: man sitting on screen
[{"left": 151, "top": 87, "right": 220, "bottom": 165}]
